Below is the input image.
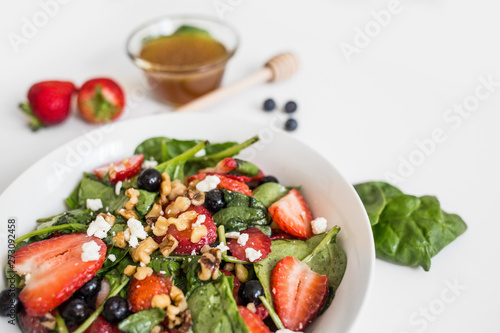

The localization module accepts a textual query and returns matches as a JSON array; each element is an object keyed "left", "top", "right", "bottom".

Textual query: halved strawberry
[
  {"left": 188, "top": 173, "right": 253, "bottom": 196},
  {"left": 268, "top": 189, "right": 313, "bottom": 239},
  {"left": 128, "top": 274, "right": 172, "bottom": 313},
  {"left": 155, "top": 205, "right": 217, "bottom": 255},
  {"left": 226, "top": 228, "right": 271, "bottom": 263},
  {"left": 85, "top": 315, "right": 121, "bottom": 333},
  {"left": 238, "top": 306, "right": 272, "bottom": 333},
  {"left": 12, "top": 233, "right": 106, "bottom": 316},
  {"left": 94, "top": 154, "right": 144, "bottom": 183},
  {"left": 271, "top": 256, "right": 328, "bottom": 331},
  {"left": 220, "top": 270, "right": 241, "bottom": 303}
]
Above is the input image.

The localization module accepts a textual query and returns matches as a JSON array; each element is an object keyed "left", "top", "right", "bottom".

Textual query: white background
[{"left": 1, "top": 0, "right": 500, "bottom": 332}]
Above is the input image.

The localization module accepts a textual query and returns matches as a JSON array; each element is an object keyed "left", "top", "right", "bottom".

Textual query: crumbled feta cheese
[
  {"left": 25, "top": 273, "right": 31, "bottom": 282},
  {"left": 159, "top": 271, "right": 166, "bottom": 275},
  {"left": 188, "top": 258, "right": 192, "bottom": 262},
  {"left": 82, "top": 241, "right": 101, "bottom": 262},
  {"left": 245, "top": 248, "right": 262, "bottom": 262},
  {"left": 87, "top": 215, "right": 112, "bottom": 239},
  {"left": 196, "top": 175, "right": 220, "bottom": 192},
  {"left": 216, "top": 242, "right": 229, "bottom": 252},
  {"left": 143, "top": 159, "right": 158, "bottom": 169},
  {"left": 225, "top": 232, "right": 240, "bottom": 239},
  {"left": 276, "top": 329, "right": 303, "bottom": 333},
  {"left": 237, "top": 233, "right": 249, "bottom": 246},
  {"left": 192, "top": 214, "right": 206, "bottom": 228},
  {"left": 311, "top": 217, "right": 328, "bottom": 235},
  {"left": 86, "top": 198, "right": 103, "bottom": 211},
  {"left": 115, "top": 181, "right": 123, "bottom": 196},
  {"left": 108, "top": 254, "right": 116, "bottom": 262},
  {"left": 127, "top": 218, "right": 148, "bottom": 248},
  {"left": 140, "top": 262, "right": 146, "bottom": 267},
  {"left": 191, "top": 249, "right": 197, "bottom": 255}
]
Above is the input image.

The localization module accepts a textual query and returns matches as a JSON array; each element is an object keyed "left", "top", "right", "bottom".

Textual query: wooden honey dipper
[{"left": 175, "top": 52, "right": 299, "bottom": 112}]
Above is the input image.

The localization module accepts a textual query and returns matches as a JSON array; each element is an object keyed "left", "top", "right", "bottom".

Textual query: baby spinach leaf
[
  {"left": 188, "top": 275, "right": 250, "bottom": 333},
  {"left": 135, "top": 190, "right": 158, "bottom": 217},
  {"left": 252, "top": 183, "right": 289, "bottom": 208},
  {"left": 155, "top": 141, "right": 207, "bottom": 181},
  {"left": 355, "top": 182, "right": 467, "bottom": 271},
  {"left": 98, "top": 247, "right": 130, "bottom": 277},
  {"left": 181, "top": 256, "right": 207, "bottom": 298},
  {"left": 254, "top": 228, "right": 346, "bottom": 312},
  {"left": 147, "top": 253, "right": 181, "bottom": 278},
  {"left": 212, "top": 190, "right": 270, "bottom": 232},
  {"left": 134, "top": 137, "right": 201, "bottom": 163},
  {"left": 118, "top": 308, "right": 166, "bottom": 333},
  {"left": 75, "top": 177, "right": 128, "bottom": 213},
  {"left": 36, "top": 209, "right": 95, "bottom": 231}
]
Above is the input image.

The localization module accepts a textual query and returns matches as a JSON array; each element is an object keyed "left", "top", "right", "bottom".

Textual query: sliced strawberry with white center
[
  {"left": 271, "top": 256, "right": 328, "bottom": 331},
  {"left": 226, "top": 228, "right": 271, "bottom": 263},
  {"left": 13, "top": 233, "right": 107, "bottom": 316},
  {"left": 94, "top": 154, "right": 144, "bottom": 183},
  {"left": 268, "top": 189, "right": 314, "bottom": 239}
]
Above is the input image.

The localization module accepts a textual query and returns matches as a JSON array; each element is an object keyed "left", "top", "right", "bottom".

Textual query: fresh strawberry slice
[
  {"left": 78, "top": 78, "right": 125, "bottom": 124},
  {"left": 271, "top": 256, "right": 328, "bottom": 331},
  {"left": 212, "top": 157, "right": 238, "bottom": 173},
  {"left": 94, "top": 154, "right": 144, "bottom": 183},
  {"left": 12, "top": 233, "right": 106, "bottom": 316},
  {"left": 188, "top": 173, "right": 253, "bottom": 196},
  {"left": 85, "top": 315, "right": 121, "bottom": 333},
  {"left": 238, "top": 306, "right": 272, "bottom": 333},
  {"left": 226, "top": 228, "right": 271, "bottom": 263},
  {"left": 18, "top": 309, "right": 54, "bottom": 333},
  {"left": 128, "top": 274, "right": 172, "bottom": 313},
  {"left": 268, "top": 189, "right": 313, "bottom": 239},
  {"left": 155, "top": 205, "right": 217, "bottom": 255}
]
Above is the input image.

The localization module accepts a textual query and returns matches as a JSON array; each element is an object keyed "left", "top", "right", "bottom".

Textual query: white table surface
[{"left": 1, "top": 0, "right": 500, "bottom": 332}]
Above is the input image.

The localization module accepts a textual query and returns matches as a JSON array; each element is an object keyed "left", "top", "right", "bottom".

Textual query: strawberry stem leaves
[{"left": 19, "top": 102, "right": 44, "bottom": 131}]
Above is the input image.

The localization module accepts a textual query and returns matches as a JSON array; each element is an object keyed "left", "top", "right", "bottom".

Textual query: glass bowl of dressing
[{"left": 127, "top": 16, "right": 239, "bottom": 106}]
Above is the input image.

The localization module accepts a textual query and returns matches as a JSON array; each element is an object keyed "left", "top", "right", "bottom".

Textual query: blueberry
[
  {"left": 137, "top": 168, "right": 162, "bottom": 192},
  {"left": 59, "top": 298, "right": 91, "bottom": 326},
  {"left": 102, "top": 296, "right": 130, "bottom": 325},
  {"left": 74, "top": 276, "right": 100, "bottom": 308},
  {"left": 246, "top": 179, "right": 261, "bottom": 190},
  {"left": 284, "top": 101, "right": 297, "bottom": 113},
  {"left": 263, "top": 99, "right": 276, "bottom": 112},
  {"left": 284, "top": 118, "right": 298, "bottom": 131},
  {"left": 0, "top": 288, "right": 22, "bottom": 317},
  {"left": 259, "top": 176, "right": 278, "bottom": 185},
  {"left": 238, "top": 280, "right": 265, "bottom": 306},
  {"left": 204, "top": 190, "right": 226, "bottom": 213}
]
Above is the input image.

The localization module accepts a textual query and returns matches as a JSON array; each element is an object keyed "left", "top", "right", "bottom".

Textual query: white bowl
[{"left": 0, "top": 113, "right": 374, "bottom": 332}]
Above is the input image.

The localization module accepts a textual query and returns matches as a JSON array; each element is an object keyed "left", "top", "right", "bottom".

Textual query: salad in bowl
[{"left": 3, "top": 135, "right": 347, "bottom": 333}]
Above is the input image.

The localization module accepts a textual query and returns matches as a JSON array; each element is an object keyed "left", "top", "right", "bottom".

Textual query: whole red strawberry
[
  {"left": 19, "top": 80, "right": 76, "bottom": 131},
  {"left": 78, "top": 78, "right": 125, "bottom": 123}
]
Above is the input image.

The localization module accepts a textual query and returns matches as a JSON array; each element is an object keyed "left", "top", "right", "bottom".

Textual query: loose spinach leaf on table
[
  {"left": 212, "top": 190, "right": 271, "bottom": 234},
  {"left": 188, "top": 274, "right": 250, "bottom": 333},
  {"left": 254, "top": 229, "right": 346, "bottom": 312},
  {"left": 118, "top": 308, "right": 166, "bottom": 333},
  {"left": 355, "top": 181, "right": 467, "bottom": 271}
]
